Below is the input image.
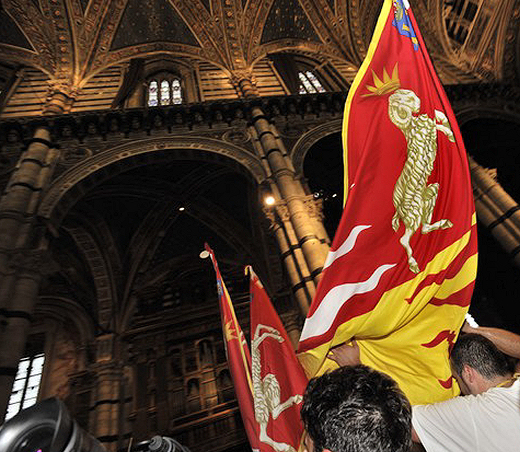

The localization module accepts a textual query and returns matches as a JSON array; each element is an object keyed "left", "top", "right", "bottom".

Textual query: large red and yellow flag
[
  {"left": 248, "top": 268, "right": 308, "bottom": 452},
  {"left": 205, "top": 245, "right": 260, "bottom": 450},
  {"left": 298, "top": 0, "right": 477, "bottom": 405}
]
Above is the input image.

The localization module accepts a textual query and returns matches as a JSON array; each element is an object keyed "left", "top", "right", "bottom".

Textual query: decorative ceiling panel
[
  {"left": 0, "top": 10, "right": 33, "bottom": 50},
  {"left": 110, "top": 0, "right": 200, "bottom": 50},
  {"left": 261, "top": 0, "right": 321, "bottom": 44}
]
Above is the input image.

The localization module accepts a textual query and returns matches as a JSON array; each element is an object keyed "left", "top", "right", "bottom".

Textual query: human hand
[
  {"left": 461, "top": 320, "right": 476, "bottom": 334},
  {"left": 328, "top": 341, "right": 360, "bottom": 367}
]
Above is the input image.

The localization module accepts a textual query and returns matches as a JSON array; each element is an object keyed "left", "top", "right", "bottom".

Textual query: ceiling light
[
  {"left": 264, "top": 196, "right": 275, "bottom": 206},
  {"left": 179, "top": 207, "right": 185, "bottom": 211}
]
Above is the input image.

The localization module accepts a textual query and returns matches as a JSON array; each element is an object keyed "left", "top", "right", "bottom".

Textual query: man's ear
[{"left": 463, "top": 364, "right": 477, "bottom": 383}]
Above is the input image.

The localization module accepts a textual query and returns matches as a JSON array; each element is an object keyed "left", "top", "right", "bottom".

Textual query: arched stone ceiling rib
[
  {"left": 38, "top": 136, "right": 266, "bottom": 225},
  {"left": 77, "top": 0, "right": 129, "bottom": 79},
  {"left": 244, "top": 0, "right": 358, "bottom": 65},
  {"left": 109, "top": 166, "right": 257, "bottom": 316},
  {"left": 64, "top": 223, "right": 117, "bottom": 331},
  {"left": 0, "top": 10, "right": 33, "bottom": 50},
  {"left": 1, "top": 1, "right": 55, "bottom": 73}
]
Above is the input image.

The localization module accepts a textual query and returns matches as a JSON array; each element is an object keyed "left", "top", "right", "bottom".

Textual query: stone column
[
  {"left": 263, "top": 205, "right": 314, "bottom": 315},
  {"left": 251, "top": 107, "right": 328, "bottom": 289},
  {"left": 470, "top": 156, "right": 520, "bottom": 267},
  {"left": 281, "top": 311, "right": 301, "bottom": 350},
  {"left": 0, "top": 127, "right": 59, "bottom": 421},
  {"left": 92, "top": 334, "right": 123, "bottom": 452}
]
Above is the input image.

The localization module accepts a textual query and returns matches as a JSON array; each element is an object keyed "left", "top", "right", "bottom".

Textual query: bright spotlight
[{"left": 264, "top": 196, "right": 275, "bottom": 206}]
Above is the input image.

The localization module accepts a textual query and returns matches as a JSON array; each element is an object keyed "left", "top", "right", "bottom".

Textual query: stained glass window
[
  {"left": 160, "top": 80, "right": 171, "bottom": 105},
  {"left": 305, "top": 71, "right": 326, "bottom": 93},
  {"left": 5, "top": 353, "right": 45, "bottom": 421},
  {"left": 148, "top": 77, "right": 183, "bottom": 106},
  {"left": 299, "top": 71, "right": 317, "bottom": 94},
  {"left": 298, "top": 71, "right": 326, "bottom": 94},
  {"left": 171, "top": 79, "right": 182, "bottom": 105},
  {"left": 148, "top": 80, "right": 158, "bottom": 107}
]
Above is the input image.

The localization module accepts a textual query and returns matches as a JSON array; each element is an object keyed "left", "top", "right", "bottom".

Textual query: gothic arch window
[
  {"left": 298, "top": 70, "right": 326, "bottom": 94},
  {"left": 5, "top": 336, "right": 45, "bottom": 421},
  {"left": 269, "top": 53, "right": 347, "bottom": 95},
  {"left": 147, "top": 73, "right": 183, "bottom": 107}
]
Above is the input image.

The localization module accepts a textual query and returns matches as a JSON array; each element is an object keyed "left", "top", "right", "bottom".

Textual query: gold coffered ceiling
[{"left": 0, "top": 0, "right": 519, "bottom": 90}]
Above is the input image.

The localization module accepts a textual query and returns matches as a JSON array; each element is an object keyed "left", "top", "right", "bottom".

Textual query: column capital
[
  {"left": 303, "top": 195, "right": 325, "bottom": 220},
  {"left": 43, "top": 80, "right": 81, "bottom": 115},
  {"left": 230, "top": 70, "right": 259, "bottom": 98},
  {"left": 263, "top": 200, "right": 291, "bottom": 229}
]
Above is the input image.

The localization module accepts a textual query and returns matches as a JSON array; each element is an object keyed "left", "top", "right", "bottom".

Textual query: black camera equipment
[
  {"left": 132, "top": 436, "right": 191, "bottom": 452},
  {"left": 0, "top": 398, "right": 107, "bottom": 452}
]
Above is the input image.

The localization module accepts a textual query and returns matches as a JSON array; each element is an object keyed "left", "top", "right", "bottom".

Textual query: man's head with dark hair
[
  {"left": 450, "top": 333, "right": 514, "bottom": 395},
  {"left": 300, "top": 365, "right": 411, "bottom": 452}
]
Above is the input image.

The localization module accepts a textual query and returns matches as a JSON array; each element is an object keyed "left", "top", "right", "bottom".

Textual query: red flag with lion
[{"left": 298, "top": 0, "right": 477, "bottom": 405}]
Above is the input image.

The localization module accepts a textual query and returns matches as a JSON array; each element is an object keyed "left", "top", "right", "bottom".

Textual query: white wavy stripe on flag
[
  {"left": 300, "top": 263, "right": 396, "bottom": 342},
  {"left": 323, "top": 225, "right": 372, "bottom": 270}
]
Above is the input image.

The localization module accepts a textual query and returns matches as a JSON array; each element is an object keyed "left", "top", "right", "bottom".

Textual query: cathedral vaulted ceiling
[
  {"left": 0, "top": 9, "right": 33, "bottom": 50},
  {"left": 1, "top": 0, "right": 519, "bottom": 90},
  {"left": 110, "top": 0, "right": 200, "bottom": 50}
]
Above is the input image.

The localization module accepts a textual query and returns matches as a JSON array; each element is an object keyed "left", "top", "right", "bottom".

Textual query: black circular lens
[{"left": 14, "top": 426, "right": 55, "bottom": 452}]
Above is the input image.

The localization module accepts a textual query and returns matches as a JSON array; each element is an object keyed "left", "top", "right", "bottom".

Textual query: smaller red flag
[
  {"left": 248, "top": 267, "right": 308, "bottom": 452},
  {"left": 205, "top": 245, "right": 260, "bottom": 451}
]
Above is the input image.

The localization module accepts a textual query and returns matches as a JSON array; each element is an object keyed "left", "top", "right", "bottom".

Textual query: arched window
[
  {"left": 171, "top": 79, "right": 182, "bottom": 104},
  {"left": 148, "top": 80, "right": 159, "bottom": 107},
  {"left": 298, "top": 70, "right": 326, "bottom": 94},
  {"left": 160, "top": 80, "right": 170, "bottom": 105},
  {"left": 5, "top": 350, "right": 45, "bottom": 421},
  {"left": 147, "top": 75, "right": 183, "bottom": 107},
  {"left": 269, "top": 53, "right": 341, "bottom": 95}
]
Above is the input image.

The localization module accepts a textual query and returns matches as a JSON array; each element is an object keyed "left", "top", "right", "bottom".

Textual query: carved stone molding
[
  {"left": 304, "top": 195, "right": 324, "bottom": 220},
  {"left": 45, "top": 80, "right": 82, "bottom": 100},
  {"left": 95, "top": 333, "right": 115, "bottom": 363},
  {"left": 291, "top": 118, "right": 342, "bottom": 175},
  {"left": 230, "top": 70, "right": 257, "bottom": 87},
  {"left": 38, "top": 136, "right": 266, "bottom": 224}
]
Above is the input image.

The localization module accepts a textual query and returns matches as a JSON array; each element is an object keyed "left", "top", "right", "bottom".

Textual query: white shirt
[{"left": 412, "top": 379, "right": 520, "bottom": 452}]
